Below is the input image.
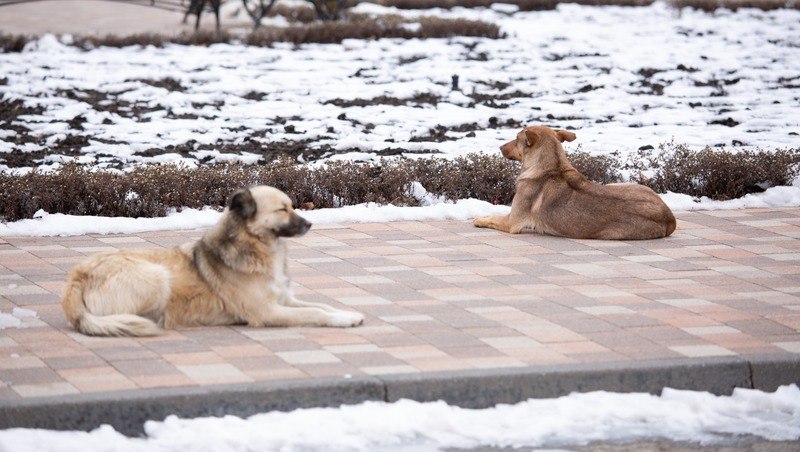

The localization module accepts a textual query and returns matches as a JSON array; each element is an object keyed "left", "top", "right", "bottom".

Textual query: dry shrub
[
  {"left": 375, "top": 0, "right": 491, "bottom": 7},
  {"left": 418, "top": 17, "right": 502, "bottom": 38},
  {"left": 2, "top": 147, "right": 799, "bottom": 221},
  {"left": 0, "top": 164, "right": 253, "bottom": 221},
  {"left": 124, "top": 164, "right": 259, "bottom": 212},
  {"left": 566, "top": 151, "right": 623, "bottom": 184},
  {"left": 0, "top": 155, "right": 513, "bottom": 221},
  {"left": 308, "top": 160, "right": 418, "bottom": 206},
  {"left": 0, "top": 33, "right": 28, "bottom": 53},
  {"left": 71, "top": 33, "right": 168, "bottom": 49},
  {"left": 666, "top": 0, "right": 797, "bottom": 10},
  {"left": 67, "top": 30, "right": 241, "bottom": 50},
  {"left": 570, "top": 0, "right": 653, "bottom": 4},
  {"left": 0, "top": 165, "right": 127, "bottom": 221},
  {"left": 371, "top": 0, "right": 558, "bottom": 10},
  {"left": 376, "top": 0, "right": 796, "bottom": 8},
  {"left": 644, "top": 144, "right": 800, "bottom": 200},
  {"left": 411, "top": 153, "right": 519, "bottom": 204},
  {"left": 246, "top": 18, "right": 404, "bottom": 44},
  {"left": 242, "top": 15, "right": 500, "bottom": 44},
  {"left": 260, "top": 158, "right": 316, "bottom": 206},
  {"left": 0, "top": 16, "right": 501, "bottom": 53},
  {"left": 377, "top": 0, "right": 795, "bottom": 7}
]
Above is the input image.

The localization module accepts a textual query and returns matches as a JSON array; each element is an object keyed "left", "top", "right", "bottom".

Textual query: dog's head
[
  {"left": 228, "top": 186, "right": 312, "bottom": 239},
  {"left": 499, "top": 126, "right": 576, "bottom": 162}
]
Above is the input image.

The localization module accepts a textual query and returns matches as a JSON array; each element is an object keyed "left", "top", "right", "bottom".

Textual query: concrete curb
[
  {"left": 0, "top": 376, "right": 385, "bottom": 436},
  {"left": 382, "top": 357, "right": 755, "bottom": 407},
  {"left": 1, "top": 356, "right": 798, "bottom": 436}
]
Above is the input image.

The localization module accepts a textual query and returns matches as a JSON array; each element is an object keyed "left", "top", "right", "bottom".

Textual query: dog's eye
[{"left": 276, "top": 208, "right": 288, "bottom": 213}]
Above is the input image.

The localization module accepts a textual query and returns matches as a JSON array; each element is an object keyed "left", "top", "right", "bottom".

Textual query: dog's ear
[
  {"left": 524, "top": 128, "right": 540, "bottom": 147},
  {"left": 229, "top": 188, "right": 257, "bottom": 220},
  {"left": 556, "top": 130, "right": 577, "bottom": 143}
]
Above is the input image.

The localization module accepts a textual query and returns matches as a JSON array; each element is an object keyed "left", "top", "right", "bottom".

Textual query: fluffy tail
[
  {"left": 76, "top": 312, "right": 162, "bottom": 337},
  {"left": 61, "top": 272, "right": 162, "bottom": 337}
]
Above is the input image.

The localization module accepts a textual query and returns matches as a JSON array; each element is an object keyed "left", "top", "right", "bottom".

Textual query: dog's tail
[
  {"left": 77, "top": 312, "right": 161, "bottom": 337},
  {"left": 61, "top": 270, "right": 162, "bottom": 337},
  {"left": 663, "top": 207, "right": 677, "bottom": 237}
]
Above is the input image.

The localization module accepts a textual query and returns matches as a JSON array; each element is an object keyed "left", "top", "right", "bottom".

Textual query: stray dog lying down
[
  {"left": 474, "top": 126, "right": 676, "bottom": 240},
  {"left": 62, "top": 186, "right": 364, "bottom": 336}
]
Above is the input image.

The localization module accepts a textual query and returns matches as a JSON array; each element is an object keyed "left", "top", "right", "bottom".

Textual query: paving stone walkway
[
  {"left": 0, "top": 0, "right": 233, "bottom": 36},
  {"left": 1, "top": 208, "right": 799, "bottom": 400}
]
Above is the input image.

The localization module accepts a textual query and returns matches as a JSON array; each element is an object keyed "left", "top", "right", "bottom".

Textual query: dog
[
  {"left": 62, "top": 186, "right": 364, "bottom": 336},
  {"left": 474, "top": 125, "right": 676, "bottom": 240}
]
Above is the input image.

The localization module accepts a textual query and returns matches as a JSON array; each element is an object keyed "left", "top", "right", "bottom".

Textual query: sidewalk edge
[{"left": 1, "top": 355, "right": 798, "bottom": 436}]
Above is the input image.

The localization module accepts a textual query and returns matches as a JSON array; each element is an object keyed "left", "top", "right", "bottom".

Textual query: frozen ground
[
  {"left": 1, "top": 385, "right": 798, "bottom": 451},
  {"left": 1, "top": 2, "right": 799, "bottom": 173}
]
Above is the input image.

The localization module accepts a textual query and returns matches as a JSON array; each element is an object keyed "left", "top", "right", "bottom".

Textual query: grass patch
[{"left": 1, "top": 146, "right": 798, "bottom": 221}]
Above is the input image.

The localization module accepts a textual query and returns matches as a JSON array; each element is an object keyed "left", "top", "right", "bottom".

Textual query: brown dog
[
  {"left": 62, "top": 186, "right": 364, "bottom": 336},
  {"left": 474, "top": 126, "right": 676, "bottom": 240}
]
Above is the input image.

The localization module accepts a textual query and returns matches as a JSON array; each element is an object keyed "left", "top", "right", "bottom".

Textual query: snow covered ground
[
  {"left": 1, "top": 2, "right": 799, "bottom": 173},
  {"left": 1, "top": 384, "right": 798, "bottom": 451}
]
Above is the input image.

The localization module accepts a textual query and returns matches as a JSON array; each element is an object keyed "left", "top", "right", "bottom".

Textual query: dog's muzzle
[
  {"left": 274, "top": 213, "right": 312, "bottom": 237},
  {"left": 500, "top": 140, "right": 519, "bottom": 161}
]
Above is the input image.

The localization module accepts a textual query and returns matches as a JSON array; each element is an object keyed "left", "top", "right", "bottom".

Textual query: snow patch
[
  {"left": 0, "top": 307, "right": 38, "bottom": 330},
  {"left": 0, "top": 385, "right": 798, "bottom": 451}
]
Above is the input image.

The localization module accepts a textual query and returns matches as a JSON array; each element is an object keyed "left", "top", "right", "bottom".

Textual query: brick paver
[{"left": 1, "top": 209, "right": 799, "bottom": 399}]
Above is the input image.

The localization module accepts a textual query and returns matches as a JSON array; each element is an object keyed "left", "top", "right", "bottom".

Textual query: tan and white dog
[
  {"left": 62, "top": 186, "right": 364, "bottom": 336},
  {"left": 474, "top": 125, "right": 676, "bottom": 240}
]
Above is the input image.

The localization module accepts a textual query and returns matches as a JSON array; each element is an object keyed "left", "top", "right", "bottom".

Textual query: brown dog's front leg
[{"left": 473, "top": 215, "right": 512, "bottom": 233}]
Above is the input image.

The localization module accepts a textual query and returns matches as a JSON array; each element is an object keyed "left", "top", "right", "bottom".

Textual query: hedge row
[
  {"left": 0, "top": 15, "right": 500, "bottom": 53},
  {"left": 372, "top": 0, "right": 796, "bottom": 9},
  {"left": 1, "top": 145, "right": 798, "bottom": 221}
]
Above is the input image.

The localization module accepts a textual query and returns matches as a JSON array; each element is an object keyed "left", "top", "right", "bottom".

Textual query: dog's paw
[
  {"left": 328, "top": 311, "right": 365, "bottom": 328},
  {"left": 473, "top": 217, "right": 491, "bottom": 228}
]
